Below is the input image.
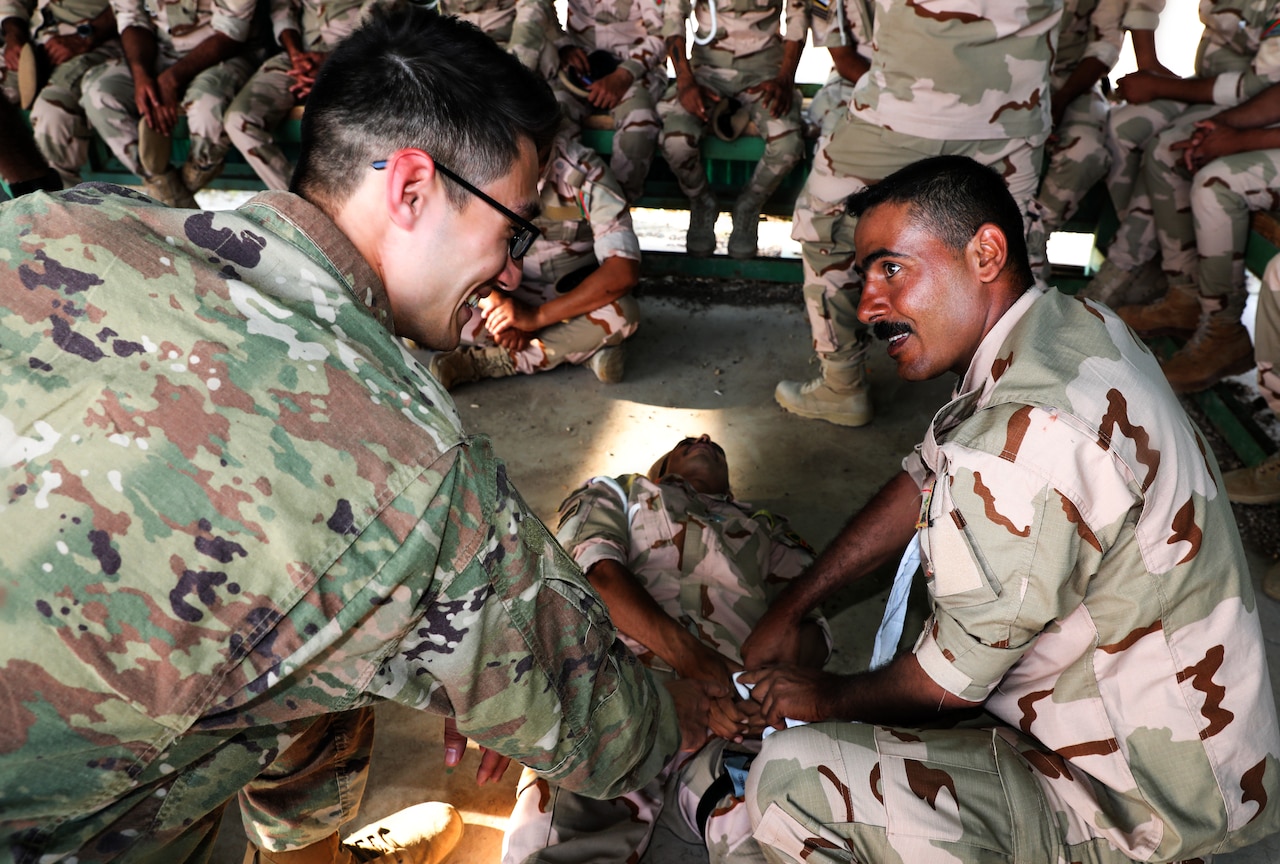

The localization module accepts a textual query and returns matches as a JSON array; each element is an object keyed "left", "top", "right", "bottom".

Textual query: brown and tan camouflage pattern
[
  {"left": 749, "top": 287, "right": 1280, "bottom": 863},
  {"left": 0, "top": 184, "right": 679, "bottom": 861},
  {"left": 438, "top": 0, "right": 561, "bottom": 78}
]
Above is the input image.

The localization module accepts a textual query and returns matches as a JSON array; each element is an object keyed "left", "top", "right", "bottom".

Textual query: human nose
[
  {"left": 857, "top": 279, "right": 886, "bottom": 324},
  {"left": 496, "top": 257, "right": 523, "bottom": 292}
]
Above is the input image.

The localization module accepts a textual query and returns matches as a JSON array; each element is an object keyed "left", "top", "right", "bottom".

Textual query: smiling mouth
[{"left": 465, "top": 286, "right": 493, "bottom": 308}]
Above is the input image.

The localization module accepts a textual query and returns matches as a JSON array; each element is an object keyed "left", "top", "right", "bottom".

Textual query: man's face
[
  {"left": 390, "top": 139, "right": 542, "bottom": 350},
  {"left": 661, "top": 435, "right": 730, "bottom": 495},
  {"left": 854, "top": 201, "right": 996, "bottom": 382}
]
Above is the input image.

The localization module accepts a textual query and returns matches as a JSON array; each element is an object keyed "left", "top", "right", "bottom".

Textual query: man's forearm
[
  {"left": 778, "top": 38, "right": 802, "bottom": 83},
  {"left": 163, "top": 30, "right": 241, "bottom": 90},
  {"left": 828, "top": 44, "right": 867, "bottom": 84},
  {"left": 825, "top": 653, "right": 978, "bottom": 725},
  {"left": 586, "top": 558, "right": 701, "bottom": 668},
  {"left": 530, "top": 255, "right": 638, "bottom": 329},
  {"left": 1216, "top": 83, "right": 1280, "bottom": 130},
  {"left": 121, "top": 25, "right": 156, "bottom": 76}
]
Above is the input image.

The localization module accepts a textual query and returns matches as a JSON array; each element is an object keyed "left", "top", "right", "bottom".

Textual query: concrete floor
[{"left": 209, "top": 296, "right": 1280, "bottom": 864}]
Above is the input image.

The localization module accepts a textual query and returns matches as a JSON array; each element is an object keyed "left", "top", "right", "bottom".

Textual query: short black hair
[
  {"left": 846, "top": 156, "right": 1033, "bottom": 285},
  {"left": 291, "top": 9, "right": 561, "bottom": 213}
]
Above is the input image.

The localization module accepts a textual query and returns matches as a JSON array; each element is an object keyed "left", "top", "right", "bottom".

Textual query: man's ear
[
  {"left": 971, "top": 223, "right": 1008, "bottom": 283},
  {"left": 382, "top": 149, "right": 440, "bottom": 232}
]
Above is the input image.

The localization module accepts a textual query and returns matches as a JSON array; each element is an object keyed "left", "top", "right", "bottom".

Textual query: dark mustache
[{"left": 872, "top": 321, "right": 912, "bottom": 341}]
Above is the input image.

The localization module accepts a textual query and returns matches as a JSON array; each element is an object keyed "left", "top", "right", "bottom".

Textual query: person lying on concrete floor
[
  {"left": 739, "top": 154, "right": 1280, "bottom": 864},
  {"left": 0, "top": 11, "right": 721, "bottom": 861},
  {"left": 428, "top": 125, "right": 641, "bottom": 388},
  {"left": 503, "top": 433, "right": 832, "bottom": 864}
]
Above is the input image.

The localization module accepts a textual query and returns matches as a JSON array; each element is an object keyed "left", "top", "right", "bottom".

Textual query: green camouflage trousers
[
  {"left": 1037, "top": 85, "right": 1111, "bottom": 236},
  {"left": 1186, "top": 146, "right": 1280, "bottom": 323},
  {"left": 790, "top": 114, "right": 1046, "bottom": 360},
  {"left": 459, "top": 279, "right": 640, "bottom": 375},
  {"left": 79, "top": 53, "right": 254, "bottom": 176},
  {"left": 745, "top": 722, "right": 1191, "bottom": 864},
  {"left": 1102, "top": 98, "right": 1212, "bottom": 273},
  {"left": 504, "top": 736, "right": 765, "bottom": 864},
  {"left": 1259, "top": 255, "right": 1280, "bottom": 415},
  {"left": 558, "top": 73, "right": 664, "bottom": 203},
  {"left": 224, "top": 52, "right": 299, "bottom": 190},
  {"left": 657, "top": 50, "right": 804, "bottom": 204},
  {"left": 25, "top": 43, "right": 124, "bottom": 187}
]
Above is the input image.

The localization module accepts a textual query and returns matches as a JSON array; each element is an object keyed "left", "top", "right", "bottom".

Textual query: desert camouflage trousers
[
  {"left": 1259, "top": 255, "right": 1280, "bottom": 415},
  {"left": 1189, "top": 147, "right": 1280, "bottom": 323},
  {"left": 1038, "top": 85, "right": 1111, "bottom": 236},
  {"left": 460, "top": 278, "right": 640, "bottom": 375},
  {"left": 503, "top": 736, "right": 765, "bottom": 864},
  {"left": 790, "top": 115, "right": 1046, "bottom": 359},
  {"left": 804, "top": 71, "right": 855, "bottom": 141},
  {"left": 224, "top": 52, "right": 300, "bottom": 190},
  {"left": 657, "top": 50, "right": 804, "bottom": 205},
  {"left": 79, "top": 53, "right": 255, "bottom": 177},
  {"left": 22, "top": 42, "right": 124, "bottom": 187},
  {"left": 1102, "top": 98, "right": 1216, "bottom": 275},
  {"left": 559, "top": 72, "right": 664, "bottom": 203},
  {"left": 746, "top": 722, "right": 1200, "bottom": 864}
]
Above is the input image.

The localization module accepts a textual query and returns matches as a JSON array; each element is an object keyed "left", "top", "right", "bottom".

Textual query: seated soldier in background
[
  {"left": 503, "top": 434, "right": 831, "bottom": 864},
  {"left": 428, "top": 128, "right": 642, "bottom": 387},
  {"left": 3, "top": 0, "right": 120, "bottom": 189},
  {"left": 438, "top": 0, "right": 561, "bottom": 79},
  {"left": 223, "top": 0, "right": 395, "bottom": 190},
  {"left": 800, "top": 0, "right": 870, "bottom": 140}
]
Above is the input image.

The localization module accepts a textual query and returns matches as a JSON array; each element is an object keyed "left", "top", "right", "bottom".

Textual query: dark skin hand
[
  {"left": 279, "top": 29, "right": 325, "bottom": 100},
  {"left": 746, "top": 38, "right": 803, "bottom": 119},
  {"left": 3, "top": 16, "right": 28, "bottom": 69},
  {"left": 667, "top": 33, "right": 719, "bottom": 122}
]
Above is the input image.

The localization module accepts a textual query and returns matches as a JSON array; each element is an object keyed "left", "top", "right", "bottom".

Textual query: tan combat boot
[
  {"left": 586, "top": 344, "right": 626, "bottom": 383},
  {"left": 1160, "top": 318, "right": 1254, "bottom": 394},
  {"left": 1077, "top": 258, "right": 1165, "bottom": 309},
  {"left": 1116, "top": 281, "right": 1200, "bottom": 338},
  {"left": 686, "top": 192, "right": 719, "bottom": 258},
  {"left": 181, "top": 158, "right": 226, "bottom": 196},
  {"left": 244, "top": 802, "right": 463, "bottom": 864},
  {"left": 137, "top": 118, "right": 172, "bottom": 179},
  {"left": 727, "top": 191, "right": 765, "bottom": 260},
  {"left": 1223, "top": 452, "right": 1280, "bottom": 505},
  {"left": 774, "top": 355, "right": 873, "bottom": 427},
  {"left": 142, "top": 168, "right": 198, "bottom": 208},
  {"left": 428, "top": 345, "right": 516, "bottom": 390}
]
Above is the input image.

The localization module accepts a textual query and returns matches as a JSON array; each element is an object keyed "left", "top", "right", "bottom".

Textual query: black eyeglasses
[{"left": 371, "top": 157, "right": 540, "bottom": 259}]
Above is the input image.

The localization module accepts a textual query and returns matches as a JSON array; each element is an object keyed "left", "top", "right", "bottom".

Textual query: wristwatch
[{"left": 75, "top": 21, "right": 94, "bottom": 41}]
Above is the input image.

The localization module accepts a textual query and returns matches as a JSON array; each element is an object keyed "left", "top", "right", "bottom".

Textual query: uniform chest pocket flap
[{"left": 920, "top": 476, "right": 1002, "bottom": 608}]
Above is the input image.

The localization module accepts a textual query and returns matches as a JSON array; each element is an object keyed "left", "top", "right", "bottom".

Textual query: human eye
[{"left": 883, "top": 261, "right": 901, "bottom": 278}]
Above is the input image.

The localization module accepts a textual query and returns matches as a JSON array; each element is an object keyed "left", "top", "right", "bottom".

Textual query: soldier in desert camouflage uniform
[
  {"left": 1106, "top": 61, "right": 1280, "bottom": 394},
  {"left": 503, "top": 434, "right": 832, "bottom": 864},
  {"left": 428, "top": 129, "right": 643, "bottom": 387},
  {"left": 555, "top": 0, "right": 664, "bottom": 203},
  {"left": 800, "top": 0, "right": 869, "bottom": 139},
  {"left": 658, "top": 0, "right": 807, "bottom": 259},
  {"left": 223, "top": 0, "right": 390, "bottom": 190},
  {"left": 1092, "top": 0, "right": 1280, "bottom": 312},
  {"left": 76, "top": 0, "right": 257, "bottom": 206},
  {"left": 741, "top": 156, "right": 1280, "bottom": 864},
  {"left": 438, "top": 0, "right": 561, "bottom": 79},
  {"left": 1036, "top": 0, "right": 1164, "bottom": 242},
  {"left": 774, "top": 0, "right": 1061, "bottom": 431},
  {"left": 0, "top": 12, "right": 711, "bottom": 861}
]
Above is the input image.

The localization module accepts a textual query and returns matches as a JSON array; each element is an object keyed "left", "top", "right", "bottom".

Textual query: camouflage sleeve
[
  {"left": 757, "top": 510, "right": 833, "bottom": 658},
  {"left": 562, "top": 0, "right": 589, "bottom": 52},
  {"left": 782, "top": 0, "right": 807, "bottom": 44},
  {"left": 269, "top": 0, "right": 300, "bottom": 45},
  {"left": 211, "top": 0, "right": 255, "bottom": 42},
  {"left": 913, "top": 405, "right": 1133, "bottom": 703},
  {"left": 577, "top": 144, "right": 642, "bottom": 263},
  {"left": 0, "top": 0, "right": 34, "bottom": 26},
  {"left": 1084, "top": 0, "right": 1126, "bottom": 70},
  {"left": 662, "top": 0, "right": 688, "bottom": 43},
  {"left": 619, "top": 0, "right": 665, "bottom": 81},
  {"left": 110, "top": 0, "right": 153, "bottom": 35},
  {"left": 1216, "top": 27, "right": 1280, "bottom": 105},
  {"left": 509, "top": 0, "right": 559, "bottom": 72},
  {"left": 366, "top": 453, "right": 677, "bottom": 799},
  {"left": 555, "top": 474, "right": 638, "bottom": 574},
  {"left": 1121, "top": 0, "right": 1162, "bottom": 32}
]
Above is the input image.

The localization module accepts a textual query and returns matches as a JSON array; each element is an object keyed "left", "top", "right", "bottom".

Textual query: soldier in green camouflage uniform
[
  {"left": 658, "top": 0, "right": 807, "bottom": 259},
  {"left": 223, "top": 0, "right": 389, "bottom": 191},
  {"left": 555, "top": 0, "right": 664, "bottom": 203},
  {"left": 1117, "top": 78, "right": 1280, "bottom": 393},
  {"left": 0, "top": 12, "right": 703, "bottom": 861},
  {"left": 774, "top": 0, "right": 1061, "bottom": 431},
  {"left": 1093, "top": 0, "right": 1280, "bottom": 308},
  {"left": 1036, "top": 0, "right": 1159, "bottom": 241},
  {"left": 741, "top": 156, "right": 1280, "bottom": 864},
  {"left": 77, "top": 0, "right": 257, "bottom": 205},
  {"left": 438, "top": 0, "right": 561, "bottom": 79},
  {"left": 2, "top": 0, "right": 120, "bottom": 187},
  {"left": 503, "top": 435, "right": 832, "bottom": 864},
  {"left": 801, "top": 0, "right": 869, "bottom": 139},
  {"left": 428, "top": 129, "right": 642, "bottom": 387}
]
